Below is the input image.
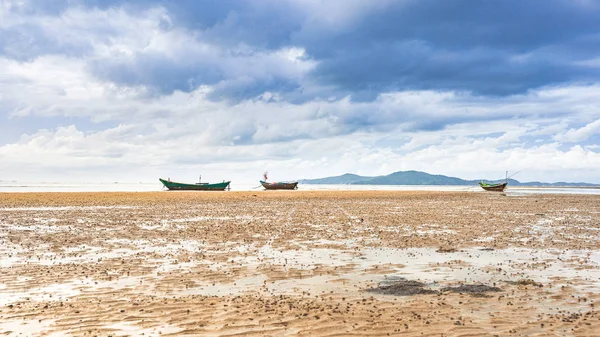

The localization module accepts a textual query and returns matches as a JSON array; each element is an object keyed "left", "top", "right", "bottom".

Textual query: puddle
[
  {"left": 3, "top": 238, "right": 600, "bottom": 307},
  {"left": 0, "top": 319, "right": 65, "bottom": 337},
  {"left": 170, "top": 245, "right": 600, "bottom": 298},
  {"left": 357, "top": 247, "right": 600, "bottom": 289},
  {"left": 0, "top": 282, "right": 81, "bottom": 306},
  {"left": 102, "top": 322, "right": 182, "bottom": 336},
  {"left": 0, "top": 277, "right": 143, "bottom": 306}
]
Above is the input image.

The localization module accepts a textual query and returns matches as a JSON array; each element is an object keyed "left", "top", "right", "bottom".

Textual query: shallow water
[
  {"left": 5, "top": 243, "right": 596, "bottom": 302},
  {"left": 0, "top": 319, "right": 65, "bottom": 337}
]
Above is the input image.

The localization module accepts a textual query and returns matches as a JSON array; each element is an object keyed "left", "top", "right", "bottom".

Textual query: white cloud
[
  {"left": 3, "top": 65, "right": 600, "bottom": 183},
  {"left": 555, "top": 119, "right": 600, "bottom": 143}
]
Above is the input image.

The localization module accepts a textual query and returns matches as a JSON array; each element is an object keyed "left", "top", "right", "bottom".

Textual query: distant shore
[
  {"left": 512, "top": 185, "right": 600, "bottom": 189},
  {"left": 2, "top": 182, "right": 600, "bottom": 194}
]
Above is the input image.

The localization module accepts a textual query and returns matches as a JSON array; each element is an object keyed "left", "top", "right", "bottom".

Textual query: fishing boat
[
  {"left": 260, "top": 180, "right": 298, "bottom": 190},
  {"left": 260, "top": 171, "right": 298, "bottom": 190},
  {"left": 479, "top": 171, "right": 509, "bottom": 192},
  {"left": 159, "top": 178, "right": 230, "bottom": 191},
  {"left": 478, "top": 181, "right": 507, "bottom": 192}
]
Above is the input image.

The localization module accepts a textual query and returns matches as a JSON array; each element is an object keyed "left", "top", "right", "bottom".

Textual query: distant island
[{"left": 300, "top": 170, "right": 599, "bottom": 187}]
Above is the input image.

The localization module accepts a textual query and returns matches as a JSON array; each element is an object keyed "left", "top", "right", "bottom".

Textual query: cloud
[
  {"left": 1, "top": 1, "right": 600, "bottom": 184},
  {"left": 3, "top": 0, "right": 600, "bottom": 101},
  {"left": 1, "top": 4, "right": 318, "bottom": 100},
  {"left": 555, "top": 119, "right": 600, "bottom": 143},
  {"left": 293, "top": 0, "right": 600, "bottom": 97},
  {"left": 3, "top": 118, "right": 600, "bottom": 184},
  {"left": 2, "top": 77, "right": 600, "bottom": 182}
]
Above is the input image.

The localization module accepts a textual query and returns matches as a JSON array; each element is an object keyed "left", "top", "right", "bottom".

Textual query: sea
[{"left": 1, "top": 181, "right": 599, "bottom": 195}]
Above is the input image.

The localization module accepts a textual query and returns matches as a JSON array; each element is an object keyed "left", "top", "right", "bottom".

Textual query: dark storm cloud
[
  {"left": 2, "top": 0, "right": 600, "bottom": 100},
  {"left": 119, "top": 0, "right": 600, "bottom": 98},
  {"left": 87, "top": 52, "right": 223, "bottom": 95},
  {"left": 79, "top": 0, "right": 302, "bottom": 47},
  {"left": 296, "top": 0, "right": 600, "bottom": 97}
]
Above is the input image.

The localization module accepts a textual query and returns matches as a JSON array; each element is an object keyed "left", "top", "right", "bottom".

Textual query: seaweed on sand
[
  {"left": 441, "top": 284, "right": 502, "bottom": 294},
  {"left": 366, "top": 278, "right": 439, "bottom": 296}
]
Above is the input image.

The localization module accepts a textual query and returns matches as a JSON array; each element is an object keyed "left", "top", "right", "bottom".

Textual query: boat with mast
[
  {"left": 260, "top": 172, "right": 298, "bottom": 190},
  {"left": 159, "top": 176, "right": 231, "bottom": 191},
  {"left": 479, "top": 171, "right": 508, "bottom": 192}
]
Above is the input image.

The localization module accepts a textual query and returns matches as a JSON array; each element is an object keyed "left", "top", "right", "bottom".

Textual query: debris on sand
[
  {"left": 366, "top": 278, "right": 439, "bottom": 296},
  {"left": 506, "top": 279, "right": 543, "bottom": 287},
  {"left": 441, "top": 284, "right": 502, "bottom": 294},
  {"left": 436, "top": 247, "right": 459, "bottom": 253}
]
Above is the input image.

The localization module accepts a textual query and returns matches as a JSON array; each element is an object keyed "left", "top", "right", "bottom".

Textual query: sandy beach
[{"left": 1, "top": 191, "right": 600, "bottom": 336}]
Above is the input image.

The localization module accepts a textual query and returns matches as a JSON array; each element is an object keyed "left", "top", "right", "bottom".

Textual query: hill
[
  {"left": 300, "top": 170, "right": 598, "bottom": 187},
  {"left": 299, "top": 173, "right": 374, "bottom": 185}
]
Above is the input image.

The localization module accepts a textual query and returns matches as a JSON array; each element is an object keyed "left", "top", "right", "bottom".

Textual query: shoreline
[{"left": 0, "top": 184, "right": 600, "bottom": 196}]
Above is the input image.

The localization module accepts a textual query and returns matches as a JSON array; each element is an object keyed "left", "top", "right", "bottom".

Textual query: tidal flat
[{"left": 1, "top": 191, "right": 600, "bottom": 336}]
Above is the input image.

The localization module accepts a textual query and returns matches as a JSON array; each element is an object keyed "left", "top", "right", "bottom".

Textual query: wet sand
[{"left": 1, "top": 191, "right": 600, "bottom": 336}]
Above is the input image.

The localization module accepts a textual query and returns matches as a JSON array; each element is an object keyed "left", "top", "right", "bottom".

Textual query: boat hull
[
  {"left": 479, "top": 182, "right": 507, "bottom": 192},
  {"left": 159, "top": 179, "right": 230, "bottom": 191},
  {"left": 260, "top": 180, "right": 298, "bottom": 190}
]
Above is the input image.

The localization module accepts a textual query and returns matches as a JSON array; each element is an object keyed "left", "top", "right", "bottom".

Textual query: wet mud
[{"left": 1, "top": 191, "right": 600, "bottom": 336}]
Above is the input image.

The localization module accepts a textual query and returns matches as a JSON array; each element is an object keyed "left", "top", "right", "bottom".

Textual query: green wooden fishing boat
[
  {"left": 478, "top": 181, "right": 507, "bottom": 192},
  {"left": 159, "top": 178, "right": 230, "bottom": 191},
  {"left": 479, "top": 171, "right": 509, "bottom": 192}
]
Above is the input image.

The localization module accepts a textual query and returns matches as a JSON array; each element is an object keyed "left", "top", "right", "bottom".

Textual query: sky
[{"left": 1, "top": 0, "right": 600, "bottom": 184}]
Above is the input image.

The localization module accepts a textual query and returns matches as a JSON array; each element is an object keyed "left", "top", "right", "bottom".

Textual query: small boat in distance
[
  {"left": 260, "top": 180, "right": 299, "bottom": 190},
  {"left": 159, "top": 177, "right": 230, "bottom": 191},
  {"left": 479, "top": 171, "right": 508, "bottom": 192},
  {"left": 478, "top": 181, "right": 507, "bottom": 192},
  {"left": 260, "top": 171, "right": 298, "bottom": 190}
]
